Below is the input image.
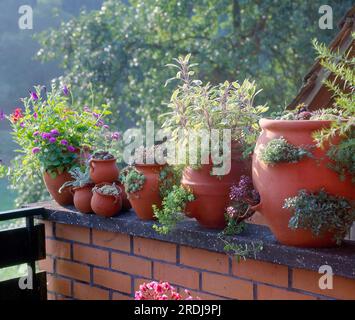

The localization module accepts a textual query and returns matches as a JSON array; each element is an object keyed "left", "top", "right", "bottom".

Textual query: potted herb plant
[
  {"left": 7, "top": 85, "right": 108, "bottom": 206},
  {"left": 162, "top": 54, "right": 267, "bottom": 229},
  {"left": 252, "top": 38, "right": 355, "bottom": 247},
  {"left": 91, "top": 183, "right": 122, "bottom": 217},
  {"left": 59, "top": 166, "right": 94, "bottom": 214}
]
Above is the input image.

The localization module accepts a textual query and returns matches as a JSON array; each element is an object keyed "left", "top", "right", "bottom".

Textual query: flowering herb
[
  {"left": 283, "top": 189, "right": 355, "bottom": 245},
  {"left": 223, "top": 175, "right": 259, "bottom": 236},
  {"left": 7, "top": 85, "right": 110, "bottom": 177},
  {"left": 259, "top": 137, "right": 312, "bottom": 165},
  {"left": 135, "top": 281, "right": 197, "bottom": 300}
]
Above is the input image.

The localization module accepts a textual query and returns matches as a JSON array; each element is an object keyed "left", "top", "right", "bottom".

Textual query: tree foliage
[{"left": 36, "top": 0, "right": 352, "bottom": 127}]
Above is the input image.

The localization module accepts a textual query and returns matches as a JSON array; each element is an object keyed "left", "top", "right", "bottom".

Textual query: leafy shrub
[
  {"left": 283, "top": 189, "right": 355, "bottom": 244},
  {"left": 153, "top": 185, "right": 194, "bottom": 235},
  {"left": 259, "top": 137, "right": 311, "bottom": 165}
]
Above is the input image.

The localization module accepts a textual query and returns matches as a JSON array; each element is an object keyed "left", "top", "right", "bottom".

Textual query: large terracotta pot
[
  {"left": 115, "top": 181, "right": 132, "bottom": 211},
  {"left": 91, "top": 183, "right": 122, "bottom": 217},
  {"left": 72, "top": 184, "right": 94, "bottom": 214},
  {"left": 182, "top": 144, "right": 251, "bottom": 229},
  {"left": 89, "top": 158, "right": 119, "bottom": 184},
  {"left": 252, "top": 119, "right": 354, "bottom": 247},
  {"left": 128, "top": 164, "right": 164, "bottom": 220},
  {"left": 43, "top": 170, "right": 74, "bottom": 206}
]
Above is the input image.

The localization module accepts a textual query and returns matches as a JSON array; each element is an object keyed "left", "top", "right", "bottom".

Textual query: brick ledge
[{"left": 29, "top": 200, "right": 355, "bottom": 280}]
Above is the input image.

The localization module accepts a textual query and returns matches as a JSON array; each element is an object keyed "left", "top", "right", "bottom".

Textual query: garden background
[{"left": 0, "top": 2, "right": 351, "bottom": 222}]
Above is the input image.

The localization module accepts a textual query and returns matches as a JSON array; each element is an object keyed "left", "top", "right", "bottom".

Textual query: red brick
[
  {"left": 39, "top": 256, "right": 54, "bottom": 273},
  {"left": 46, "top": 239, "right": 71, "bottom": 259},
  {"left": 47, "top": 274, "right": 72, "bottom": 297},
  {"left": 134, "top": 237, "right": 176, "bottom": 262},
  {"left": 257, "top": 284, "right": 316, "bottom": 300},
  {"left": 202, "top": 272, "right": 253, "bottom": 300},
  {"left": 92, "top": 229, "right": 130, "bottom": 252},
  {"left": 42, "top": 221, "right": 54, "bottom": 237},
  {"left": 56, "top": 259, "right": 90, "bottom": 282},
  {"left": 154, "top": 262, "right": 199, "bottom": 290},
  {"left": 56, "top": 223, "right": 90, "bottom": 244},
  {"left": 232, "top": 259, "right": 288, "bottom": 287},
  {"left": 179, "top": 288, "right": 226, "bottom": 300},
  {"left": 293, "top": 268, "right": 355, "bottom": 300},
  {"left": 112, "top": 292, "right": 132, "bottom": 300},
  {"left": 73, "top": 244, "right": 109, "bottom": 267},
  {"left": 73, "top": 282, "right": 109, "bottom": 300},
  {"left": 111, "top": 252, "right": 151, "bottom": 277},
  {"left": 93, "top": 268, "right": 131, "bottom": 294},
  {"left": 180, "top": 246, "right": 228, "bottom": 273}
]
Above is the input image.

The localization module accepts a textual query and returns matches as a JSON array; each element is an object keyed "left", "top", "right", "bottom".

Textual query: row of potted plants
[{"left": 3, "top": 38, "right": 354, "bottom": 249}]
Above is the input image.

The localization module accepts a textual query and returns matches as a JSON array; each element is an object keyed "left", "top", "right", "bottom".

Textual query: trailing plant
[
  {"left": 259, "top": 137, "right": 312, "bottom": 165},
  {"left": 119, "top": 166, "right": 146, "bottom": 194},
  {"left": 59, "top": 166, "right": 92, "bottom": 193},
  {"left": 162, "top": 54, "right": 268, "bottom": 161},
  {"left": 153, "top": 185, "right": 195, "bottom": 235},
  {"left": 158, "top": 165, "right": 183, "bottom": 199},
  {"left": 92, "top": 183, "right": 120, "bottom": 196},
  {"left": 283, "top": 189, "right": 355, "bottom": 244}
]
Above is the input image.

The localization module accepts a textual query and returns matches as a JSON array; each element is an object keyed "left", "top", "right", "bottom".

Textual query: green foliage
[
  {"left": 222, "top": 219, "right": 247, "bottom": 237},
  {"left": 119, "top": 166, "right": 146, "bottom": 194},
  {"left": 259, "top": 137, "right": 312, "bottom": 165},
  {"left": 36, "top": 0, "right": 351, "bottom": 127},
  {"left": 59, "top": 166, "right": 92, "bottom": 193},
  {"left": 153, "top": 185, "right": 194, "bottom": 235},
  {"left": 158, "top": 165, "right": 183, "bottom": 199},
  {"left": 283, "top": 189, "right": 355, "bottom": 244},
  {"left": 93, "top": 183, "right": 119, "bottom": 196},
  {"left": 162, "top": 54, "right": 268, "bottom": 157}
]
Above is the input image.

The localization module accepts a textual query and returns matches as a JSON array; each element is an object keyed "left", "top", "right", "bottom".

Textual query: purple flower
[
  {"left": 111, "top": 131, "right": 121, "bottom": 141},
  {"left": 83, "top": 106, "right": 90, "bottom": 112},
  {"left": 34, "top": 139, "right": 38, "bottom": 143},
  {"left": 0, "top": 109, "right": 5, "bottom": 121},
  {"left": 95, "top": 119, "right": 104, "bottom": 127},
  {"left": 41, "top": 132, "right": 50, "bottom": 140},
  {"left": 67, "top": 145, "right": 76, "bottom": 152},
  {"left": 32, "top": 147, "right": 41, "bottom": 154},
  {"left": 33, "top": 112, "right": 38, "bottom": 119},
  {"left": 62, "top": 85, "right": 70, "bottom": 96},
  {"left": 30, "top": 91, "right": 38, "bottom": 101},
  {"left": 60, "top": 139, "right": 68, "bottom": 146},
  {"left": 92, "top": 112, "right": 100, "bottom": 119},
  {"left": 50, "top": 129, "right": 60, "bottom": 136},
  {"left": 103, "top": 125, "right": 110, "bottom": 130},
  {"left": 49, "top": 137, "right": 56, "bottom": 144},
  {"left": 33, "top": 131, "right": 39, "bottom": 137},
  {"left": 20, "top": 122, "right": 25, "bottom": 128}
]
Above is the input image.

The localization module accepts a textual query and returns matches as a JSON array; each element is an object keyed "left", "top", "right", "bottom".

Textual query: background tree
[{"left": 37, "top": 0, "right": 352, "bottom": 127}]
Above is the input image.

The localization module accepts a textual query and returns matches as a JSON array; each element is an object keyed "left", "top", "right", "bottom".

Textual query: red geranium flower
[{"left": 11, "top": 108, "right": 24, "bottom": 123}]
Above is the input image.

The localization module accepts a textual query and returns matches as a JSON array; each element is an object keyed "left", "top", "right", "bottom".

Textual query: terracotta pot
[
  {"left": 91, "top": 183, "right": 122, "bottom": 217},
  {"left": 128, "top": 164, "right": 164, "bottom": 220},
  {"left": 252, "top": 119, "right": 354, "bottom": 247},
  {"left": 115, "top": 182, "right": 132, "bottom": 211},
  {"left": 43, "top": 170, "right": 74, "bottom": 206},
  {"left": 182, "top": 144, "right": 251, "bottom": 229},
  {"left": 72, "top": 184, "right": 94, "bottom": 214},
  {"left": 89, "top": 158, "right": 119, "bottom": 184}
]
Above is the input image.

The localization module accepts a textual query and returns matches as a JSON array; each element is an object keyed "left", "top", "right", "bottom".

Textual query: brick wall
[{"left": 39, "top": 221, "right": 355, "bottom": 300}]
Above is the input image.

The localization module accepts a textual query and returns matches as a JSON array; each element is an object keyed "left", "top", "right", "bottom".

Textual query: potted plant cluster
[
  {"left": 7, "top": 85, "right": 109, "bottom": 206},
  {"left": 252, "top": 39, "right": 355, "bottom": 247}
]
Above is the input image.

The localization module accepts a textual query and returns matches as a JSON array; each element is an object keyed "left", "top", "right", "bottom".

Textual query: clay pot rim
[
  {"left": 72, "top": 183, "right": 95, "bottom": 192},
  {"left": 90, "top": 157, "right": 117, "bottom": 163},
  {"left": 134, "top": 163, "right": 165, "bottom": 168},
  {"left": 260, "top": 118, "right": 334, "bottom": 131},
  {"left": 93, "top": 182, "right": 122, "bottom": 198}
]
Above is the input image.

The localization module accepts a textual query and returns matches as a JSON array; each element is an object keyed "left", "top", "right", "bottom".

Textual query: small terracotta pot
[
  {"left": 72, "top": 184, "right": 94, "bottom": 214},
  {"left": 128, "top": 164, "right": 164, "bottom": 220},
  {"left": 252, "top": 119, "right": 354, "bottom": 247},
  {"left": 115, "top": 181, "right": 132, "bottom": 211},
  {"left": 182, "top": 143, "right": 251, "bottom": 229},
  {"left": 89, "top": 158, "right": 119, "bottom": 184},
  {"left": 43, "top": 170, "right": 74, "bottom": 206},
  {"left": 91, "top": 183, "right": 122, "bottom": 217}
]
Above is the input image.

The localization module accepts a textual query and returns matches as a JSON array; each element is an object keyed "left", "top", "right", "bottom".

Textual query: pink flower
[
  {"left": 60, "top": 139, "right": 68, "bottom": 145},
  {"left": 50, "top": 129, "right": 60, "bottom": 136},
  {"left": 32, "top": 147, "right": 41, "bottom": 154},
  {"left": 49, "top": 137, "right": 56, "bottom": 144},
  {"left": 33, "top": 131, "right": 40, "bottom": 136}
]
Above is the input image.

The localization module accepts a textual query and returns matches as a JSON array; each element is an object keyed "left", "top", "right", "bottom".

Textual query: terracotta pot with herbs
[
  {"left": 252, "top": 39, "right": 355, "bottom": 247},
  {"left": 91, "top": 183, "right": 122, "bottom": 217},
  {"left": 7, "top": 85, "right": 108, "bottom": 206}
]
